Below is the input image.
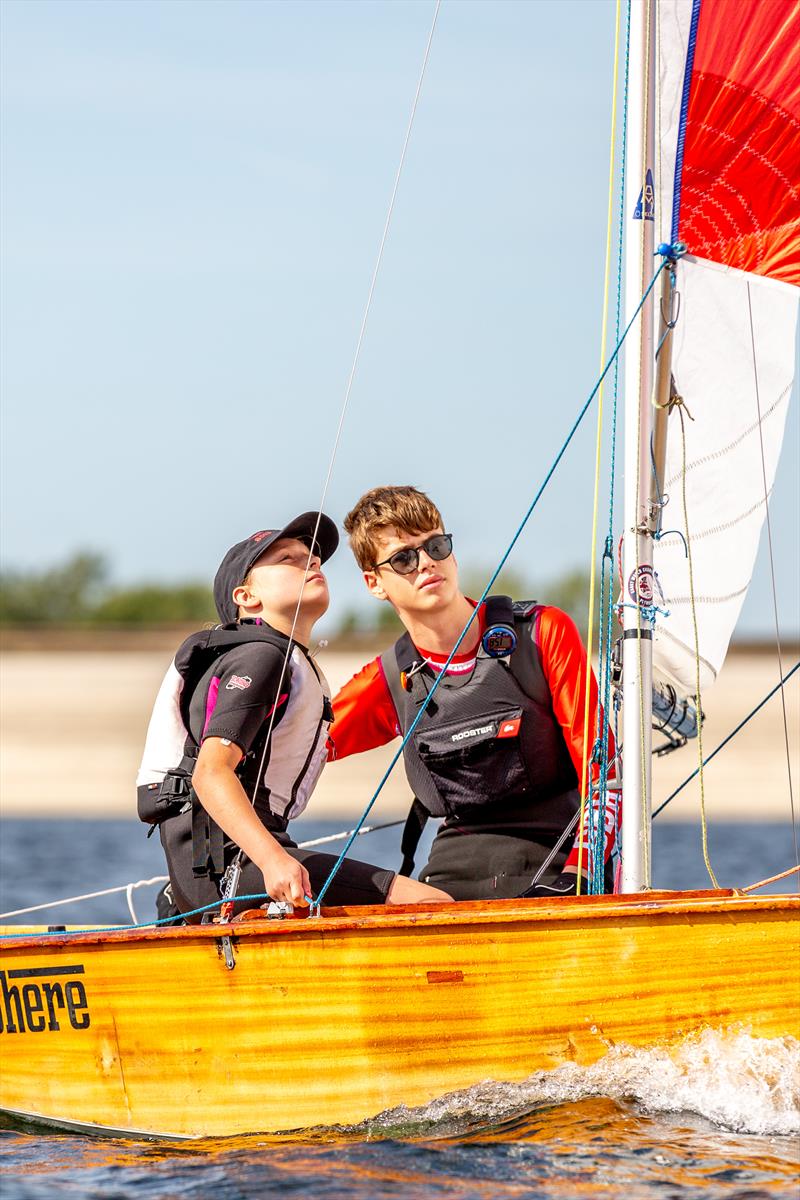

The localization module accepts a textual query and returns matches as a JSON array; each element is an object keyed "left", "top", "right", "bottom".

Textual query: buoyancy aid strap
[
  {"left": 399, "top": 798, "right": 429, "bottom": 877},
  {"left": 176, "top": 623, "right": 293, "bottom": 732},
  {"left": 191, "top": 795, "right": 226, "bottom": 878},
  {"left": 380, "top": 632, "right": 418, "bottom": 725},
  {"left": 509, "top": 603, "right": 550, "bottom": 707}
]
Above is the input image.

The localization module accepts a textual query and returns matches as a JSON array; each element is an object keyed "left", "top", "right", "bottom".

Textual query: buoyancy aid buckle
[
  {"left": 400, "top": 659, "right": 427, "bottom": 693},
  {"left": 137, "top": 766, "right": 194, "bottom": 827}
]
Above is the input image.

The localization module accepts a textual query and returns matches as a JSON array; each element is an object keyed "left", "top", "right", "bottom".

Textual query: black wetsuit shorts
[{"left": 160, "top": 809, "right": 396, "bottom": 920}]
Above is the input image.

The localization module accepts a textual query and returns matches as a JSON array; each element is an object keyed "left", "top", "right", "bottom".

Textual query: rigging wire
[
  {"left": 312, "top": 259, "right": 671, "bottom": 911},
  {"left": 745, "top": 280, "right": 798, "bottom": 869},
  {"left": 652, "top": 660, "right": 799, "bottom": 818},
  {"left": 595, "top": 0, "right": 633, "bottom": 897},
  {"left": 222, "top": 0, "right": 441, "bottom": 907}
]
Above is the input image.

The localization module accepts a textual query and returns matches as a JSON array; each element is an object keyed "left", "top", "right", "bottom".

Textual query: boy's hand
[{"left": 259, "top": 846, "right": 312, "bottom": 907}]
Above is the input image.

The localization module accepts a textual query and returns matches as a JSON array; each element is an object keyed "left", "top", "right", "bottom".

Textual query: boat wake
[{"left": 361, "top": 1028, "right": 800, "bottom": 1139}]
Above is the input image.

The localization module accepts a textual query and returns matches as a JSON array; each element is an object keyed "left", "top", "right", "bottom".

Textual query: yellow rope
[
  {"left": 576, "top": 0, "right": 623, "bottom": 894},
  {"left": 676, "top": 401, "right": 719, "bottom": 888}
]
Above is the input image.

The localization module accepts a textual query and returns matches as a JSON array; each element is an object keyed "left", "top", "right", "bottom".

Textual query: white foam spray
[{"left": 368, "top": 1028, "right": 800, "bottom": 1138}]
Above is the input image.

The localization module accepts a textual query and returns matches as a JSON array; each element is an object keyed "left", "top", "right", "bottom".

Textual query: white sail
[{"left": 653, "top": 258, "right": 798, "bottom": 691}]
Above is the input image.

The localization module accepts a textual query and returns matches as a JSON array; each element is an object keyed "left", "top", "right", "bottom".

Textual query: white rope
[
  {"left": 0, "top": 822, "right": 408, "bottom": 922},
  {"left": 0, "top": 876, "right": 169, "bottom": 921}
]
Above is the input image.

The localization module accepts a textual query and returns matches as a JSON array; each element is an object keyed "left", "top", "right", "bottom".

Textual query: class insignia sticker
[
  {"left": 627, "top": 564, "right": 664, "bottom": 608},
  {"left": 633, "top": 167, "right": 655, "bottom": 221}
]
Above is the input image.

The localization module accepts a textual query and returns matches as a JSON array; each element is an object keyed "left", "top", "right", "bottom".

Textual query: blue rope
[
  {"left": 313, "top": 253, "right": 670, "bottom": 911},
  {"left": 0, "top": 893, "right": 273, "bottom": 940},
  {"left": 616, "top": 600, "right": 670, "bottom": 625},
  {"left": 590, "top": 0, "right": 632, "bottom": 896},
  {"left": 653, "top": 661, "right": 800, "bottom": 818}
]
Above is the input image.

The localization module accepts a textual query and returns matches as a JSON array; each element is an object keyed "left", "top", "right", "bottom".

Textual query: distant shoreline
[
  {"left": 0, "top": 626, "right": 396, "bottom": 654},
  {"left": 2, "top": 626, "right": 797, "bottom": 657},
  {"left": 2, "top": 646, "right": 797, "bottom": 823}
]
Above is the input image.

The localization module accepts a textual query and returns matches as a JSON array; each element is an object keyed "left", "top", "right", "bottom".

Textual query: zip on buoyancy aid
[
  {"left": 136, "top": 621, "right": 333, "bottom": 878},
  {"left": 380, "top": 598, "right": 580, "bottom": 875}
]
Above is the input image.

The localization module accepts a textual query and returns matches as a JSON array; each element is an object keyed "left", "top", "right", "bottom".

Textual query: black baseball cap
[{"left": 213, "top": 512, "right": 339, "bottom": 624}]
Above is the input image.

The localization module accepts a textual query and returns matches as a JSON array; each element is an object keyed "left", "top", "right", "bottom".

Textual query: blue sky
[{"left": 1, "top": 0, "right": 797, "bottom": 637}]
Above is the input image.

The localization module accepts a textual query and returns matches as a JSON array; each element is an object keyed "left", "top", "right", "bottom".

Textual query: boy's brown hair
[{"left": 344, "top": 486, "right": 444, "bottom": 570}]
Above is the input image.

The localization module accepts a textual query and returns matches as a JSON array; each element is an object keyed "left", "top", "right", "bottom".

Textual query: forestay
[{"left": 651, "top": 0, "right": 799, "bottom": 692}]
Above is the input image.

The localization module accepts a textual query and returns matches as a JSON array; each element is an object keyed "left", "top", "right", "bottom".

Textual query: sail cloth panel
[
  {"left": 650, "top": 260, "right": 796, "bottom": 692},
  {"left": 650, "top": 0, "right": 800, "bottom": 692},
  {"left": 675, "top": 0, "right": 800, "bottom": 283}
]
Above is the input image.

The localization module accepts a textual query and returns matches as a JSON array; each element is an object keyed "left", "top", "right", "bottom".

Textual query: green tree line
[
  {"left": 0, "top": 553, "right": 217, "bottom": 627},
  {"left": 0, "top": 552, "right": 602, "bottom": 636}
]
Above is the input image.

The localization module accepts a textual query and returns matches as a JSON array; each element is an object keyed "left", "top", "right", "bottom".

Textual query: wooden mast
[{"left": 621, "top": 0, "right": 658, "bottom": 891}]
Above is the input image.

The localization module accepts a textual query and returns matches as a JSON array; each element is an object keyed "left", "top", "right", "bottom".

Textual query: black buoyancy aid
[
  {"left": 136, "top": 623, "right": 295, "bottom": 873},
  {"left": 380, "top": 599, "right": 580, "bottom": 873}
]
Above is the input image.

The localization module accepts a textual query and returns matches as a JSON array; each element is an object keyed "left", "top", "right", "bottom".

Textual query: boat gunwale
[{"left": 1, "top": 888, "right": 797, "bottom": 950}]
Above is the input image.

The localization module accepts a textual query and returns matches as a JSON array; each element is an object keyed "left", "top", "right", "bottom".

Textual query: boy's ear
[{"left": 363, "top": 569, "right": 386, "bottom": 600}]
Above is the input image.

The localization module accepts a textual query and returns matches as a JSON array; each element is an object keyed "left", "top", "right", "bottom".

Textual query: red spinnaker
[{"left": 678, "top": 0, "right": 800, "bottom": 285}]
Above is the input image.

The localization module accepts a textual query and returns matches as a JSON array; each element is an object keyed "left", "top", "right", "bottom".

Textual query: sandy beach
[{"left": 1, "top": 643, "right": 797, "bottom": 823}]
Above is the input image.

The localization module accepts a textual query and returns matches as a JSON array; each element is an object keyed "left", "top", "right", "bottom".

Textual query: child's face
[{"left": 234, "top": 537, "right": 329, "bottom": 623}]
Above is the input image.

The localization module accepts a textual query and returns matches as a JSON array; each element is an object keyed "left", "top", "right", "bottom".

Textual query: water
[{"left": 1, "top": 819, "right": 798, "bottom": 1198}]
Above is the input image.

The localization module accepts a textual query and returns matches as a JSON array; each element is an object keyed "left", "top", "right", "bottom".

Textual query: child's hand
[{"left": 259, "top": 847, "right": 312, "bottom": 907}]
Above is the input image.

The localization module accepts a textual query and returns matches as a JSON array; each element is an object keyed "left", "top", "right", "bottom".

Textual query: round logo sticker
[{"left": 628, "top": 564, "right": 655, "bottom": 605}]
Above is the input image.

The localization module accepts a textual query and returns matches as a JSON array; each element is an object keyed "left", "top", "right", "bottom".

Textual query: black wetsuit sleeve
[{"left": 198, "top": 643, "right": 288, "bottom": 755}]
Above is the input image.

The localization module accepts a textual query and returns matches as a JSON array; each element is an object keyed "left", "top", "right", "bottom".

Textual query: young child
[
  {"left": 138, "top": 511, "right": 450, "bottom": 919},
  {"left": 329, "top": 487, "right": 621, "bottom": 900}
]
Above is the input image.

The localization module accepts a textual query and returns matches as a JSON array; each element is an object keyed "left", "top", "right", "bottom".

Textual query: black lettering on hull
[{"left": 0, "top": 966, "right": 90, "bottom": 1034}]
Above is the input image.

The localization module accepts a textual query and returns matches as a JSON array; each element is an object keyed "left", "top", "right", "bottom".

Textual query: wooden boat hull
[{"left": 1, "top": 890, "right": 798, "bottom": 1139}]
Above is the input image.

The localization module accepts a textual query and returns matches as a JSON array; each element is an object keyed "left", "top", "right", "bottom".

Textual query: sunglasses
[{"left": 373, "top": 533, "right": 454, "bottom": 576}]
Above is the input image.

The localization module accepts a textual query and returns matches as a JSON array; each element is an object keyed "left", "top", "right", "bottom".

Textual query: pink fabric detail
[
  {"left": 202, "top": 677, "right": 221, "bottom": 737},
  {"left": 266, "top": 692, "right": 289, "bottom": 719}
]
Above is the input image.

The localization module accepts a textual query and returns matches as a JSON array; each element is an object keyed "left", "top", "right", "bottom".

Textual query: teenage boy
[
  {"left": 138, "top": 512, "right": 450, "bottom": 920},
  {"left": 329, "top": 487, "right": 621, "bottom": 900}
]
